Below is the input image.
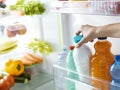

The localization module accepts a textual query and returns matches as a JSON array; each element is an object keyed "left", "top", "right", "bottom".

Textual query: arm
[
  {"left": 76, "top": 23, "right": 120, "bottom": 48},
  {"left": 97, "top": 23, "right": 120, "bottom": 38}
]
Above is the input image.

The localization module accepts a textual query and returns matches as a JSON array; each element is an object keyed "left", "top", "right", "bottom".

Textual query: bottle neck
[
  {"left": 94, "top": 40, "right": 111, "bottom": 52},
  {"left": 114, "top": 55, "right": 120, "bottom": 63}
]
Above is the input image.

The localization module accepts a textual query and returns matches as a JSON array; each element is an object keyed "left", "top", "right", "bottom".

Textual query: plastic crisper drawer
[
  {"left": 0, "top": 51, "right": 41, "bottom": 78},
  {"left": 53, "top": 64, "right": 120, "bottom": 90}
]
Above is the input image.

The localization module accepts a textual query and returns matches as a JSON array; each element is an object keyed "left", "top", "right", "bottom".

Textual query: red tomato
[
  {"left": 0, "top": 74, "right": 15, "bottom": 90},
  {"left": 5, "top": 75, "right": 15, "bottom": 87},
  {"left": 4, "top": 75, "right": 13, "bottom": 88},
  {"left": 0, "top": 79, "right": 9, "bottom": 90}
]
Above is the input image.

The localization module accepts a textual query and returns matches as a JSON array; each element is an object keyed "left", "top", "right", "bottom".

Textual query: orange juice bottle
[{"left": 91, "top": 37, "right": 114, "bottom": 90}]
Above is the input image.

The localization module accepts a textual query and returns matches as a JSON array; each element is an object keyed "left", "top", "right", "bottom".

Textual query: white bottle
[{"left": 73, "top": 35, "right": 92, "bottom": 85}]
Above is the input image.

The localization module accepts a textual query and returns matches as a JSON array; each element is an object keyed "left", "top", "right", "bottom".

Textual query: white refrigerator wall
[{"left": 39, "top": 0, "right": 62, "bottom": 74}]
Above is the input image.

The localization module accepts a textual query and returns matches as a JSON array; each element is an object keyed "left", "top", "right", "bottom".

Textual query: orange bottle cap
[{"left": 69, "top": 46, "right": 75, "bottom": 50}]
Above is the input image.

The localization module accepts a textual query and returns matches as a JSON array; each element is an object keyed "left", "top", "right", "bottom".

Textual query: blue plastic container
[{"left": 110, "top": 55, "right": 120, "bottom": 90}]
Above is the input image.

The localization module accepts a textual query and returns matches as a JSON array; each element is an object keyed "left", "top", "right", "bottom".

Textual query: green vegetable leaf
[
  {"left": 27, "top": 38, "right": 53, "bottom": 55},
  {"left": 9, "top": 0, "right": 45, "bottom": 16}
]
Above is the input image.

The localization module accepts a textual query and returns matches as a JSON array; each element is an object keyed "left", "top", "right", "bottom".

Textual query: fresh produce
[
  {"left": 14, "top": 72, "right": 31, "bottom": 84},
  {"left": 4, "top": 59, "right": 25, "bottom": 76},
  {"left": 19, "top": 72, "right": 31, "bottom": 80},
  {"left": 19, "top": 57, "right": 34, "bottom": 65},
  {"left": 19, "top": 53, "right": 43, "bottom": 66},
  {"left": 16, "top": 0, "right": 25, "bottom": 5},
  {"left": 14, "top": 76, "right": 28, "bottom": 84},
  {"left": 23, "top": 0, "right": 45, "bottom": 16},
  {"left": 3, "top": 74, "right": 15, "bottom": 87},
  {"left": 0, "top": 45, "right": 17, "bottom": 54},
  {"left": 0, "top": 73, "right": 15, "bottom": 90},
  {"left": 24, "top": 53, "right": 43, "bottom": 63},
  {"left": 0, "top": 39, "right": 18, "bottom": 54},
  {"left": 27, "top": 38, "right": 53, "bottom": 55},
  {"left": 9, "top": 0, "right": 45, "bottom": 16},
  {"left": 9, "top": 0, "right": 25, "bottom": 10}
]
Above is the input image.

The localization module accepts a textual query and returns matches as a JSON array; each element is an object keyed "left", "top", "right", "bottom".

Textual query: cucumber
[
  {"left": 20, "top": 72, "right": 31, "bottom": 80},
  {"left": 14, "top": 76, "right": 29, "bottom": 84},
  {"left": 14, "top": 72, "right": 31, "bottom": 84}
]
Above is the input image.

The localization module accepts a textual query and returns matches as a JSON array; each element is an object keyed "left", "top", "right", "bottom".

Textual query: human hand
[{"left": 76, "top": 24, "right": 98, "bottom": 48}]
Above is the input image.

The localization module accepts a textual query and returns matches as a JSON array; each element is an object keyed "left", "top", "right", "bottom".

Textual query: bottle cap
[
  {"left": 98, "top": 37, "right": 107, "bottom": 40},
  {"left": 69, "top": 46, "right": 75, "bottom": 50},
  {"left": 74, "top": 35, "right": 83, "bottom": 43},
  {"left": 114, "top": 55, "right": 120, "bottom": 62},
  {"left": 62, "top": 46, "right": 67, "bottom": 51}
]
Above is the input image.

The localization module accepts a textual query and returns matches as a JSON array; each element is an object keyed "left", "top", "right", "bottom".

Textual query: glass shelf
[
  {"left": 51, "top": 1, "right": 120, "bottom": 16},
  {"left": 11, "top": 72, "right": 53, "bottom": 90}
]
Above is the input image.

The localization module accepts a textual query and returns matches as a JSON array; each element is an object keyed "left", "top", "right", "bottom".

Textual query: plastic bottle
[
  {"left": 110, "top": 55, "right": 120, "bottom": 90},
  {"left": 66, "top": 46, "right": 79, "bottom": 90},
  {"left": 91, "top": 37, "right": 114, "bottom": 90},
  {"left": 73, "top": 34, "right": 92, "bottom": 85},
  {"left": 57, "top": 45, "right": 68, "bottom": 67},
  {"left": 55, "top": 46, "right": 68, "bottom": 90}
]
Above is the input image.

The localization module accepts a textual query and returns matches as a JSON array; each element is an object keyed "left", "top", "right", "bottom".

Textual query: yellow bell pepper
[{"left": 4, "top": 59, "right": 24, "bottom": 76}]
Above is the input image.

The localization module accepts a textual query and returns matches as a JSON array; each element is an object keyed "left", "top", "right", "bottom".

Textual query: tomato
[
  {"left": 0, "top": 76, "right": 3, "bottom": 79},
  {"left": 0, "top": 79, "right": 8, "bottom": 90},
  {"left": 0, "top": 74, "right": 15, "bottom": 90},
  {"left": 4, "top": 75, "right": 15, "bottom": 87},
  {"left": 0, "top": 81, "right": 4, "bottom": 90}
]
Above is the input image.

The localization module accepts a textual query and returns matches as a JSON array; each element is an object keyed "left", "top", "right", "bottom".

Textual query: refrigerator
[{"left": 1, "top": 0, "right": 120, "bottom": 90}]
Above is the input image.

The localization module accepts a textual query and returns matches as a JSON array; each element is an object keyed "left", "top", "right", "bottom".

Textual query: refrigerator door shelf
[{"left": 53, "top": 64, "right": 120, "bottom": 90}]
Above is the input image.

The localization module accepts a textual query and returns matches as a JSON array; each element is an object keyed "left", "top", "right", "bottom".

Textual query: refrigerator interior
[
  {"left": 0, "top": 12, "right": 55, "bottom": 90},
  {"left": 0, "top": 0, "right": 60, "bottom": 90},
  {"left": 1, "top": 0, "right": 120, "bottom": 90},
  {"left": 51, "top": 1, "right": 120, "bottom": 90}
]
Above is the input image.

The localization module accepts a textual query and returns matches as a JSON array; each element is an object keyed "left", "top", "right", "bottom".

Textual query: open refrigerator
[
  {"left": 51, "top": 0, "right": 120, "bottom": 90},
  {"left": 0, "top": 0, "right": 56, "bottom": 90},
  {"left": 1, "top": 0, "right": 120, "bottom": 90}
]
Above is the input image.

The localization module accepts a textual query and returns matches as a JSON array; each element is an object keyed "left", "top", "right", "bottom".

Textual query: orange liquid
[{"left": 91, "top": 40, "right": 114, "bottom": 90}]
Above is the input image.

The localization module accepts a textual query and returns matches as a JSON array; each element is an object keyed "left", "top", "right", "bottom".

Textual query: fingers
[
  {"left": 75, "top": 24, "right": 95, "bottom": 48},
  {"left": 76, "top": 37, "right": 93, "bottom": 48},
  {"left": 75, "top": 37, "right": 87, "bottom": 48},
  {"left": 90, "top": 39, "right": 94, "bottom": 42},
  {"left": 76, "top": 30, "right": 81, "bottom": 35}
]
